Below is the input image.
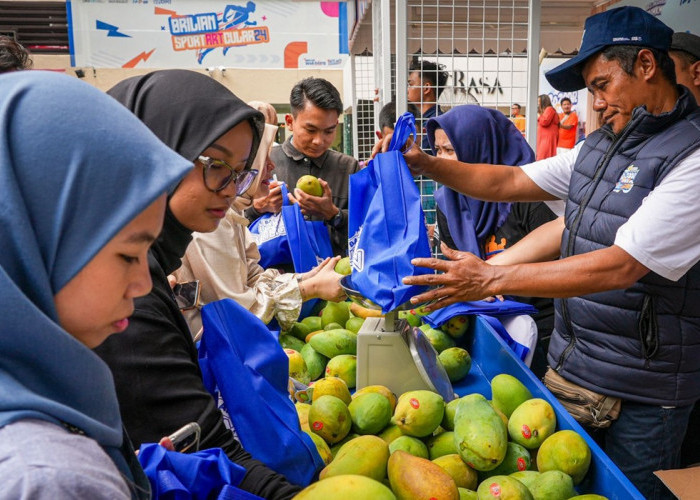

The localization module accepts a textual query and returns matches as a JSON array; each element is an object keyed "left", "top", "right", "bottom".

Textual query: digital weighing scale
[{"left": 340, "top": 276, "right": 456, "bottom": 402}]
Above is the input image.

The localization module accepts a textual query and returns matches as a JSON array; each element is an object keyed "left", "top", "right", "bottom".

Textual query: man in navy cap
[{"left": 380, "top": 7, "right": 700, "bottom": 498}]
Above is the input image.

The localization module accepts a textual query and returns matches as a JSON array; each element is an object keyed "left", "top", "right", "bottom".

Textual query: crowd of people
[{"left": 1, "top": 6, "right": 699, "bottom": 500}]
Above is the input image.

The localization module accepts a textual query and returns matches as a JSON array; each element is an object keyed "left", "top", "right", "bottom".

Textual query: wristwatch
[{"left": 326, "top": 209, "right": 343, "bottom": 228}]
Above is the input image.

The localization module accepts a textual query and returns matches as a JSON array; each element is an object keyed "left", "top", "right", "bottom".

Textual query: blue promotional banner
[{"left": 67, "top": 0, "right": 349, "bottom": 69}]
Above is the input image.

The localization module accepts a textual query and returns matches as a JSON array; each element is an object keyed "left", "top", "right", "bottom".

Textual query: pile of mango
[
  {"left": 293, "top": 374, "right": 604, "bottom": 500},
  {"left": 280, "top": 299, "right": 473, "bottom": 393}
]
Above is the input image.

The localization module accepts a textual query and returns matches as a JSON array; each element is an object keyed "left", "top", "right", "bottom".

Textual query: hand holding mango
[{"left": 293, "top": 175, "right": 339, "bottom": 220}]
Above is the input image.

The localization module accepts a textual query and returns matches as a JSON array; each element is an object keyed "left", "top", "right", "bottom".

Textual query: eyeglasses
[{"left": 198, "top": 155, "right": 258, "bottom": 195}]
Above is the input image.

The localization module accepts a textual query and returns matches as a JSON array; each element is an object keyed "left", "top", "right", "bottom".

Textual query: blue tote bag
[
  {"left": 348, "top": 112, "right": 432, "bottom": 312},
  {"left": 138, "top": 444, "right": 262, "bottom": 499},
  {"left": 249, "top": 183, "right": 333, "bottom": 272},
  {"left": 198, "top": 298, "right": 324, "bottom": 486}
]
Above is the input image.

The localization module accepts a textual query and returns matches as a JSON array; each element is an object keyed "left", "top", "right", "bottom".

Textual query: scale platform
[{"left": 341, "top": 276, "right": 455, "bottom": 402}]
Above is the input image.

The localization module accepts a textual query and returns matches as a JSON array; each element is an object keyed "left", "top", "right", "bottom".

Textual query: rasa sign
[{"left": 67, "top": 0, "right": 349, "bottom": 69}]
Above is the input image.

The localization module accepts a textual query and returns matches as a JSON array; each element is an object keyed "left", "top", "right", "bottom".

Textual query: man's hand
[
  {"left": 402, "top": 243, "right": 496, "bottom": 312},
  {"left": 370, "top": 132, "right": 431, "bottom": 176},
  {"left": 252, "top": 181, "right": 284, "bottom": 214},
  {"left": 292, "top": 179, "right": 338, "bottom": 220}
]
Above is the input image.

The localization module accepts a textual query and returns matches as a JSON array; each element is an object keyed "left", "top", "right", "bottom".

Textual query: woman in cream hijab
[{"left": 175, "top": 116, "right": 345, "bottom": 337}]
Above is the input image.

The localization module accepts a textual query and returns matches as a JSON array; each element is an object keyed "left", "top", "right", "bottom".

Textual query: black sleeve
[
  {"left": 436, "top": 206, "right": 457, "bottom": 250},
  {"left": 329, "top": 209, "right": 348, "bottom": 257},
  {"left": 94, "top": 258, "right": 302, "bottom": 500},
  {"left": 244, "top": 205, "right": 263, "bottom": 224}
]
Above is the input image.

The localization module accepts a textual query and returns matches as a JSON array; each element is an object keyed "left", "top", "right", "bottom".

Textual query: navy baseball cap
[{"left": 545, "top": 6, "right": 673, "bottom": 92}]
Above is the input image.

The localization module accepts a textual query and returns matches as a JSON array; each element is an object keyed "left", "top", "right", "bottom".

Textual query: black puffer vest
[{"left": 548, "top": 88, "right": 700, "bottom": 406}]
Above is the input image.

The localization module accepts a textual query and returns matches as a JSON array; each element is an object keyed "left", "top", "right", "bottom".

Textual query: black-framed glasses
[{"left": 198, "top": 155, "right": 258, "bottom": 195}]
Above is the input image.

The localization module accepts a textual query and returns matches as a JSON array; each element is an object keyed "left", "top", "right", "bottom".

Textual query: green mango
[
  {"left": 329, "top": 432, "right": 360, "bottom": 459},
  {"left": 442, "top": 398, "right": 461, "bottom": 431},
  {"left": 453, "top": 394, "right": 508, "bottom": 471},
  {"left": 439, "top": 347, "right": 472, "bottom": 382},
  {"left": 507, "top": 399, "right": 557, "bottom": 450},
  {"left": 433, "top": 454, "right": 478, "bottom": 490},
  {"left": 348, "top": 393, "right": 393, "bottom": 435},
  {"left": 399, "top": 310, "right": 422, "bottom": 327},
  {"left": 476, "top": 475, "right": 533, "bottom": 499},
  {"left": 394, "top": 390, "right": 445, "bottom": 438},
  {"left": 423, "top": 327, "right": 457, "bottom": 353},
  {"left": 458, "top": 488, "right": 478, "bottom": 500},
  {"left": 320, "top": 435, "right": 390, "bottom": 482},
  {"left": 441, "top": 315, "right": 469, "bottom": 338},
  {"left": 279, "top": 334, "right": 305, "bottom": 352},
  {"left": 310, "top": 329, "right": 357, "bottom": 358},
  {"left": 324, "top": 322, "right": 344, "bottom": 331},
  {"left": 509, "top": 470, "right": 541, "bottom": 489},
  {"left": 309, "top": 395, "right": 352, "bottom": 445},
  {"left": 528, "top": 470, "right": 577, "bottom": 500},
  {"left": 345, "top": 316, "right": 365, "bottom": 333},
  {"left": 481, "top": 442, "right": 532, "bottom": 479},
  {"left": 568, "top": 496, "right": 609, "bottom": 500},
  {"left": 378, "top": 423, "right": 404, "bottom": 445},
  {"left": 304, "top": 430, "right": 333, "bottom": 465},
  {"left": 289, "top": 321, "right": 312, "bottom": 341},
  {"left": 491, "top": 374, "right": 533, "bottom": 419},
  {"left": 321, "top": 301, "right": 350, "bottom": 328},
  {"left": 536, "top": 430, "right": 591, "bottom": 485},
  {"left": 301, "top": 315, "right": 323, "bottom": 331},
  {"left": 388, "top": 435, "right": 429, "bottom": 459},
  {"left": 427, "top": 431, "right": 458, "bottom": 459},
  {"left": 300, "top": 343, "right": 329, "bottom": 381},
  {"left": 325, "top": 354, "right": 357, "bottom": 389},
  {"left": 294, "top": 474, "right": 396, "bottom": 499}
]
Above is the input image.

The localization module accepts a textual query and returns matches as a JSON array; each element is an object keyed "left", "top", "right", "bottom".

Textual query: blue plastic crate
[{"left": 451, "top": 315, "right": 644, "bottom": 500}]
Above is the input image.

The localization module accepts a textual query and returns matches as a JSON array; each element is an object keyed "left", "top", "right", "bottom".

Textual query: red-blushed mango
[{"left": 388, "top": 450, "right": 459, "bottom": 500}]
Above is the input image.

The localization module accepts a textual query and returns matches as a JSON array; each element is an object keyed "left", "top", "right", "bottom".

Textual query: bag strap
[
  {"left": 280, "top": 182, "right": 290, "bottom": 207},
  {"left": 388, "top": 112, "right": 417, "bottom": 153}
]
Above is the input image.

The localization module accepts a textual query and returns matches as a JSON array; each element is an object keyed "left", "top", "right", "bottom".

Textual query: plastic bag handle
[
  {"left": 387, "top": 112, "right": 417, "bottom": 153},
  {"left": 280, "top": 181, "right": 290, "bottom": 207}
]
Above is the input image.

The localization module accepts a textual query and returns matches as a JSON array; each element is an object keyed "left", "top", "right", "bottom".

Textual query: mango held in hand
[
  {"left": 312, "top": 376, "right": 351, "bottom": 405},
  {"left": 334, "top": 257, "right": 352, "bottom": 276},
  {"left": 285, "top": 349, "right": 310, "bottom": 385},
  {"left": 491, "top": 374, "right": 533, "bottom": 419},
  {"left": 536, "top": 430, "right": 591, "bottom": 485},
  {"left": 453, "top": 394, "right": 508, "bottom": 471},
  {"left": 528, "top": 470, "right": 577, "bottom": 500},
  {"left": 310, "top": 329, "right": 357, "bottom": 358},
  {"left": 388, "top": 450, "right": 459, "bottom": 500},
  {"left": 325, "top": 354, "right": 356, "bottom": 389},
  {"left": 476, "top": 475, "right": 534, "bottom": 500},
  {"left": 388, "top": 435, "right": 429, "bottom": 459},
  {"left": 309, "top": 395, "right": 352, "bottom": 444},
  {"left": 439, "top": 347, "right": 472, "bottom": 382},
  {"left": 394, "top": 390, "right": 445, "bottom": 438},
  {"left": 296, "top": 174, "right": 324, "bottom": 196},
  {"left": 348, "top": 393, "right": 392, "bottom": 435},
  {"left": 294, "top": 474, "right": 397, "bottom": 500},
  {"left": 321, "top": 301, "right": 350, "bottom": 328},
  {"left": 507, "top": 399, "right": 556, "bottom": 449},
  {"left": 441, "top": 315, "right": 469, "bottom": 338},
  {"left": 320, "top": 435, "right": 390, "bottom": 482}
]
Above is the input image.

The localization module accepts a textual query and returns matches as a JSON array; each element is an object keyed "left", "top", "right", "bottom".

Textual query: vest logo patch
[{"left": 613, "top": 165, "right": 639, "bottom": 194}]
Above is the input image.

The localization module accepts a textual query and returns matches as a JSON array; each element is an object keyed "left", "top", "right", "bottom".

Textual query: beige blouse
[{"left": 173, "top": 208, "right": 303, "bottom": 336}]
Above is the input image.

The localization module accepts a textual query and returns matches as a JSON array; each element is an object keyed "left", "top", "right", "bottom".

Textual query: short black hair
[
  {"left": 601, "top": 45, "right": 676, "bottom": 86},
  {"left": 409, "top": 60, "right": 448, "bottom": 98},
  {"left": 0, "top": 36, "right": 32, "bottom": 73},
  {"left": 511, "top": 103, "right": 521, "bottom": 109},
  {"left": 290, "top": 77, "right": 343, "bottom": 116},
  {"left": 560, "top": 97, "right": 572, "bottom": 105},
  {"left": 378, "top": 101, "right": 397, "bottom": 131},
  {"left": 670, "top": 48, "right": 699, "bottom": 68}
]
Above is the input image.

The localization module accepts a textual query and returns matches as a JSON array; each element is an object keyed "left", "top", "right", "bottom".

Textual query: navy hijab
[
  {"left": 0, "top": 72, "right": 191, "bottom": 482},
  {"left": 427, "top": 105, "right": 535, "bottom": 257}
]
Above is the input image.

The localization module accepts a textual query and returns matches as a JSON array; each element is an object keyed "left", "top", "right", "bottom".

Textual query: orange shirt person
[
  {"left": 510, "top": 103, "right": 526, "bottom": 136},
  {"left": 557, "top": 97, "right": 578, "bottom": 153}
]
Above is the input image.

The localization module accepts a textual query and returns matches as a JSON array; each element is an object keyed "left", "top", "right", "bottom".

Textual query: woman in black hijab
[{"left": 95, "top": 70, "right": 301, "bottom": 499}]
